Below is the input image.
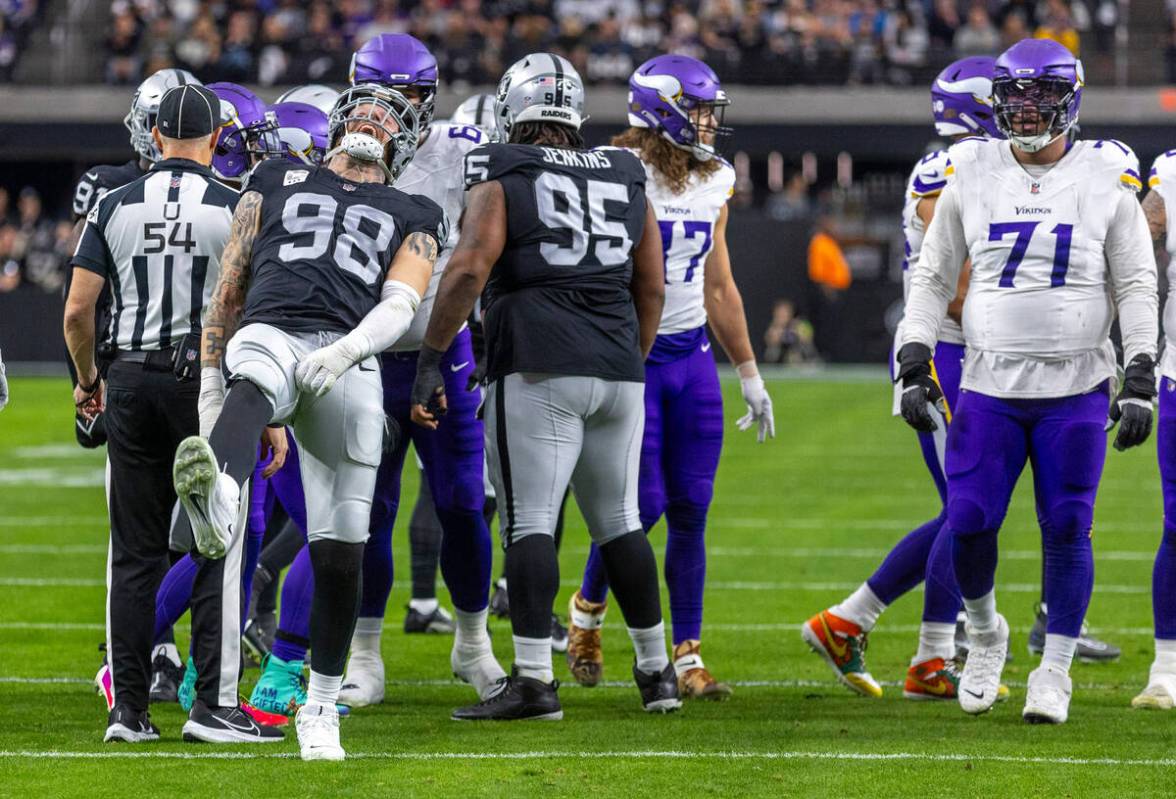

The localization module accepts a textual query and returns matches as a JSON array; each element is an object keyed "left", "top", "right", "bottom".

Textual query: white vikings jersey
[
  {"left": 902, "top": 137, "right": 1158, "bottom": 399},
  {"left": 391, "top": 122, "right": 488, "bottom": 351},
  {"left": 1147, "top": 149, "right": 1176, "bottom": 379},
  {"left": 900, "top": 149, "right": 963, "bottom": 345},
  {"left": 631, "top": 150, "right": 735, "bottom": 335}
]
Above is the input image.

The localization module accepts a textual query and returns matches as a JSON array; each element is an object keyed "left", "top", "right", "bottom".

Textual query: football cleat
[
  {"left": 801, "top": 609, "right": 881, "bottom": 698},
  {"left": 451, "top": 638, "right": 508, "bottom": 701},
  {"left": 489, "top": 577, "right": 510, "bottom": 618},
  {"left": 1131, "top": 670, "right": 1176, "bottom": 710},
  {"left": 566, "top": 590, "right": 606, "bottom": 687},
  {"left": 451, "top": 668, "right": 562, "bottom": 721},
  {"left": 958, "top": 614, "right": 1009, "bottom": 715},
  {"left": 337, "top": 649, "right": 385, "bottom": 708},
  {"left": 249, "top": 653, "right": 306, "bottom": 716},
  {"left": 240, "top": 698, "right": 288, "bottom": 727},
  {"left": 673, "top": 639, "right": 732, "bottom": 700},
  {"left": 149, "top": 649, "right": 184, "bottom": 704},
  {"left": 182, "top": 700, "right": 285, "bottom": 743},
  {"left": 903, "top": 656, "right": 961, "bottom": 701},
  {"left": 242, "top": 612, "right": 276, "bottom": 665},
  {"left": 1022, "top": 665, "right": 1072, "bottom": 724},
  {"left": 404, "top": 604, "right": 456, "bottom": 634},
  {"left": 634, "top": 662, "right": 682, "bottom": 713},
  {"left": 1027, "top": 603, "right": 1120, "bottom": 663},
  {"left": 955, "top": 610, "right": 1013, "bottom": 662},
  {"left": 104, "top": 703, "right": 160, "bottom": 743},
  {"left": 177, "top": 656, "right": 197, "bottom": 712},
  {"left": 174, "top": 437, "right": 240, "bottom": 560},
  {"left": 94, "top": 663, "right": 114, "bottom": 712},
  {"left": 550, "top": 614, "right": 568, "bottom": 653},
  {"left": 296, "top": 703, "right": 345, "bottom": 761}
]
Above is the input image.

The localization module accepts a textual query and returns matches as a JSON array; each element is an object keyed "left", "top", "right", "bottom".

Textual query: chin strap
[{"left": 324, "top": 132, "right": 395, "bottom": 183}]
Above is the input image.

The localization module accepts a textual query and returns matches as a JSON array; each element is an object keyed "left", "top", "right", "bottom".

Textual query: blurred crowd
[
  {"left": 98, "top": 0, "right": 1110, "bottom": 88},
  {"left": 0, "top": 186, "right": 75, "bottom": 295},
  {"left": 1, "top": 0, "right": 41, "bottom": 81}
]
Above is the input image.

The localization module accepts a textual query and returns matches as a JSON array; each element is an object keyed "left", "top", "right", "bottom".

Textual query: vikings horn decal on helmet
[
  {"left": 350, "top": 34, "right": 438, "bottom": 134},
  {"left": 326, "top": 83, "right": 422, "bottom": 183},
  {"left": 494, "top": 53, "right": 585, "bottom": 141},
  {"left": 269, "top": 102, "right": 330, "bottom": 166},
  {"left": 124, "top": 68, "right": 202, "bottom": 163},
  {"left": 931, "top": 56, "right": 1002, "bottom": 139},
  {"left": 450, "top": 93, "right": 499, "bottom": 141},
  {"left": 274, "top": 84, "right": 341, "bottom": 117},
  {"left": 627, "top": 54, "right": 732, "bottom": 162},
  {"left": 992, "top": 38, "right": 1084, "bottom": 153},
  {"left": 207, "top": 83, "right": 282, "bottom": 181}
]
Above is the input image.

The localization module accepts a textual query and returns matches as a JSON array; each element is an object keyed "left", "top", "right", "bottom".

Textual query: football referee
[{"left": 64, "top": 85, "right": 282, "bottom": 745}]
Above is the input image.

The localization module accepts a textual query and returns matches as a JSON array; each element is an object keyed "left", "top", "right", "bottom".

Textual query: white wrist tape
[
  {"left": 335, "top": 279, "right": 422, "bottom": 363},
  {"left": 735, "top": 359, "right": 760, "bottom": 380}
]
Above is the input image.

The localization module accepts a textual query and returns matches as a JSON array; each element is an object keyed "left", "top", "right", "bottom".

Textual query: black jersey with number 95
[{"left": 242, "top": 159, "right": 448, "bottom": 335}]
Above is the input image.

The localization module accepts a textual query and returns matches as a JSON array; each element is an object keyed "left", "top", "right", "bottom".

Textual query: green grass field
[{"left": 2, "top": 373, "right": 1176, "bottom": 797}]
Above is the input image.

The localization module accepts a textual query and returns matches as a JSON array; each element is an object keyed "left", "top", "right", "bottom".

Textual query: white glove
[
  {"left": 736, "top": 362, "right": 775, "bottom": 443},
  {"left": 0, "top": 349, "right": 8, "bottom": 412},
  {"left": 295, "top": 338, "right": 361, "bottom": 398},
  {"left": 198, "top": 367, "right": 225, "bottom": 438}
]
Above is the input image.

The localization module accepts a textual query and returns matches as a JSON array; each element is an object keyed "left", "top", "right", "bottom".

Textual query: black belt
[{"left": 114, "top": 347, "right": 175, "bottom": 371}]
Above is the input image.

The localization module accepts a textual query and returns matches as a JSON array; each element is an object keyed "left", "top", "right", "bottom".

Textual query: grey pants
[{"left": 484, "top": 372, "right": 644, "bottom": 546}]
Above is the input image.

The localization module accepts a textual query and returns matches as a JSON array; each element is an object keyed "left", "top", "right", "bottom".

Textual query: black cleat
[
  {"left": 242, "top": 612, "right": 276, "bottom": 665},
  {"left": 488, "top": 578, "right": 510, "bottom": 618},
  {"left": 550, "top": 614, "right": 568, "bottom": 653},
  {"left": 104, "top": 703, "right": 160, "bottom": 743},
  {"left": 404, "top": 604, "right": 456, "bottom": 634},
  {"left": 149, "top": 652, "right": 184, "bottom": 704},
  {"left": 182, "top": 700, "right": 285, "bottom": 743},
  {"left": 633, "top": 662, "right": 683, "bottom": 713},
  {"left": 451, "top": 668, "right": 562, "bottom": 721},
  {"left": 1027, "top": 603, "right": 1120, "bottom": 663}
]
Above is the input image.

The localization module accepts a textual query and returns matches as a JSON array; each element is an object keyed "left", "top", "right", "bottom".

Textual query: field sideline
[{"left": 2, "top": 374, "right": 1175, "bottom": 797}]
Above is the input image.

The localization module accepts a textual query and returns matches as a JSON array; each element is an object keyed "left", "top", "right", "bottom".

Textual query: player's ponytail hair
[
  {"left": 509, "top": 121, "right": 585, "bottom": 150},
  {"left": 611, "top": 127, "right": 721, "bottom": 195}
]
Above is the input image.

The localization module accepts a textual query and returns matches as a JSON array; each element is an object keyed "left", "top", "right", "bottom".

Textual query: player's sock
[
  {"left": 597, "top": 530, "right": 662, "bottom": 630},
  {"left": 628, "top": 622, "right": 669, "bottom": 674},
  {"left": 350, "top": 616, "right": 383, "bottom": 655},
  {"left": 866, "top": 513, "right": 945, "bottom": 604},
  {"left": 579, "top": 543, "right": 609, "bottom": 604},
  {"left": 308, "top": 539, "right": 364, "bottom": 679},
  {"left": 208, "top": 380, "right": 273, "bottom": 485},
  {"left": 1153, "top": 523, "right": 1176, "bottom": 642},
  {"left": 912, "top": 622, "right": 956, "bottom": 664},
  {"left": 271, "top": 633, "right": 308, "bottom": 663},
  {"left": 454, "top": 606, "right": 491, "bottom": 649},
  {"left": 1154, "top": 639, "right": 1176, "bottom": 672},
  {"left": 504, "top": 535, "right": 559, "bottom": 682},
  {"left": 306, "top": 671, "right": 343, "bottom": 707},
  {"left": 409, "top": 477, "right": 442, "bottom": 602},
  {"left": 663, "top": 511, "right": 707, "bottom": 643},
  {"left": 358, "top": 524, "right": 394, "bottom": 619},
  {"left": 270, "top": 546, "right": 314, "bottom": 663},
  {"left": 1042, "top": 633, "right": 1077, "bottom": 673},
  {"left": 153, "top": 555, "right": 198, "bottom": 644},
  {"left": 408, "top": 598, "right": 438, "bottom": 615},
  {"left": 963, "top": 589, "right": 998, "bottom": 635},
  {"left": 830, "top": 583, "right": 887, "bottom": 632}
]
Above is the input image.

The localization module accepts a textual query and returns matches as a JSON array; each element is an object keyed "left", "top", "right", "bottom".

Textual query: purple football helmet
[
  {"left": 992, "top": 39, "right": 1084, "bottom": 153},
  {"left": 269, "top": 102, "right": 330, "bottom": 166},
  {"left": 349, "top": 34, "right": 438, "bottom": 134},
  {"left": 208, "top": 82, "right": 280, "bottom": 180},
  {"left": 627, "top": 54, "right": 731, "bottom": 162},
  {"left": 931, "top": 56, "right": 1001, "bottom": 139}
]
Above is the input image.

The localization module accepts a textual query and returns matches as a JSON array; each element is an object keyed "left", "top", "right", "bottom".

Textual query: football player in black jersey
[
  {"left": 67, "top": 68, "right": 201, "bottom": 449},
  {"left": 411, "top": 54, "right": 678, "bottom": 720},
  {"left": 170, "top": 83, "right": 445, "bottom": 760}
]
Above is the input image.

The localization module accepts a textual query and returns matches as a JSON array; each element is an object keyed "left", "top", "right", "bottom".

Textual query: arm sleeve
[
  {"left": 1105, "top": 190, "right": 1159, "bottom": 363},
  {"left": 898, "top": 181, "right": 968, "bottom": 349},
  {"left": 70, "top": 217, "right": 111, "bottom": 277}
]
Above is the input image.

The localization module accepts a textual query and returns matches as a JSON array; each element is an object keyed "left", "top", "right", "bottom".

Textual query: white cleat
[
  {"left": 173, "top": 436, "right": 239, "bottom": 559},
  {"left": 958, "top": 613, "right": 1009, "bottom": 715},
  {"left": 1023, "top": 665, "right": 1072, "bottom": 724},
  {"left": 337, "top": 650, "right": 385, "bottom": 708},
  {"left": 1132, "top": 670, "right": 1176, "bottom": 710},
  {"left": 296, "top": 702, "right": 345, "bottom": 762},
  {"left": 451, "top": 640, "right": 507, "bottom": 701}
]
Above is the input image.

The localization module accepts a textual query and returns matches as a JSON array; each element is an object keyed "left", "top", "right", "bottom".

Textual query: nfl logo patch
[
  {"left": 170, "top": 175, "right": 182, "bottom": 190},
  {"left": 342, "top": 183, "right": 357, "bottom": 192},
  {"left": 1030, "top": 182, "right": 1040, "bottom": 194}
]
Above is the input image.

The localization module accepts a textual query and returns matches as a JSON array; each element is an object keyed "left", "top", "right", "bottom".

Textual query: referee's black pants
[{"left": 104, "top": 358, "right": 245, "bottom": 712}]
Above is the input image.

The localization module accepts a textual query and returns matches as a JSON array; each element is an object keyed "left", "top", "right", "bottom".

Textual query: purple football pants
[
  {"left": 1152, "top": 378, "right": 1176, "bottom": 639},
  {"left": 581, "top": 329, "right": 723, "bottom": 645},
  {"left": 946, "top": 382, "right": 1109, "bottom": 638}
]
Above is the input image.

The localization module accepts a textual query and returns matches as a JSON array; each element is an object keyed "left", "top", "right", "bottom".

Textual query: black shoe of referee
[
  {"left": 104, "top": 703, "right": 160, "bottom": 743},
  {"left": 182, "top": 700, "right": 285, "bottom": 743}
]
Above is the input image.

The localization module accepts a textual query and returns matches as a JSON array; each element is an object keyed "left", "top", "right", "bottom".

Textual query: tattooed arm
[
  {"left": 1143, "top": 190, "right": 1167, "bottom": 249},
  {"left": 203, "top": 190, "right": 263, "bottom": 369}
]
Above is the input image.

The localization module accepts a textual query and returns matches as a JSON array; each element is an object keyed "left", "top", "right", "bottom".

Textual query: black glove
[
  {"left": 1107, "top": 354, "right": 1156, "bottom": 452},
  {"left": 411, "top": 344, "right": 448, "bottom": 418},
  {"left": 895, "top": 342, "right": 946, "bottom": 433},
  {"left": 383, "top": 414, "right": 403, "bottom": 455}
]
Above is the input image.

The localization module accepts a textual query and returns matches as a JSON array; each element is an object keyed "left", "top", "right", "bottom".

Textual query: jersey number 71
[{"left": 989, "top": 221, "right": 1073, "bottom": 288}]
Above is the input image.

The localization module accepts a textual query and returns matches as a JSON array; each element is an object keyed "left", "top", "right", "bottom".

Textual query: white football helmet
[
  {"left": 275, "top": 85, "right": 341, "bottom": 117},
  {"left": 123, "top": 69, "right": 202, "bottom": 163},
  {"left": 495, "top": 53, "right": 585, "bottom": 142}
]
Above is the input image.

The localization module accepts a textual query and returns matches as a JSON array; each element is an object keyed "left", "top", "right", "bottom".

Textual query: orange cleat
[
  {"left": 903, "top": 657, "right": 960, "bottom": 701},
  {"left": 801, "top": 609, "right": 882, "bottom": 698},
  {"left": 673, "top": 640, "right": 732, "bottom": 701},
  {"left": 566, "top": 591, "right": 606, "bottom": 687}
]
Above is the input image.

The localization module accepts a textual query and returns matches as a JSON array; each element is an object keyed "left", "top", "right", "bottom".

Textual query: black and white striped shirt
[{"left": 72, "top": 158, "right": 239, "bottom": 352}]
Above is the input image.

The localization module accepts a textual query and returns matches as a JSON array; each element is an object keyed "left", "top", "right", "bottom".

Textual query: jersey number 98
[{"left": 278, "top": 192, "right": 397, "bottom": 285}]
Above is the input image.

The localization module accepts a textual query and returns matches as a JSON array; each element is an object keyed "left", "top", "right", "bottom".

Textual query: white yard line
[{"left": 0, "top": 517, "right": 106, "bottom": 528}]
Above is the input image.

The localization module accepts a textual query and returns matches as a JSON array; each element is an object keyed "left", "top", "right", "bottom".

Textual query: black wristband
[
  {"left": 416, "top": 344, "right": 446, "bottom": 372},
  {"left": 895, "top": 342, "right": 933, "bottom": 384},
  {"left": 78, "top": 376, "right": 100, "bottom": 394}
]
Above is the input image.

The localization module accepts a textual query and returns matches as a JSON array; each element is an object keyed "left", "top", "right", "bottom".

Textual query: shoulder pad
[
  {"left": 464, "top": 143, "right": 528, "bottom": 188},
  {"left": 944, "top": 136, "right": 989, "bottom": 166},
  {"left": 248, "top": 159, "right": 308, "bottom": 193},
  {"left": 1149, "top": 148, "right": 1176, "bottom": 192},
  {"left": 1089, "top": 139, "right": 1141, "bottom": 192},
  {"left": 908, "top": 149, "right": 951, "bottom": 198},
  {"left": 435, "top": 122, "right": 489, "bottom": 150}
]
